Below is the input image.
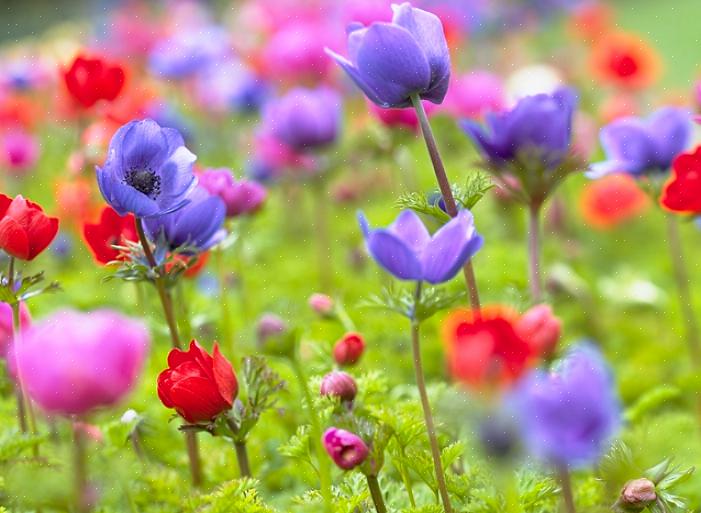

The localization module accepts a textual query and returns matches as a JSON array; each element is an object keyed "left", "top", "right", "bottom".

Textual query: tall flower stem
[
  {"left": 72, "top": 422, "right": 90, "bottom": 513},
  {"left": 366, "top": 475, "right": 388, "bottom": 513},
  {"left": 665, "top": 215, "right": 701, "bottom": 366},
  {"left": 528, "top": 204, "right": 543, "bottom": 303},
  {"left": 411, "top": 94, "right": 480, "bottom": 313},
  {"left": 291, "top": 357, "right": 333, "bottom": 513},
  {"left": 135, "top": 218, "right": 203, "bottom": 487},
  {"left": 410, "top": 281, "right": 453, "bottom": 513},
  {"left": 556, "top": 465, "right": 577, "bottom": 513},
  {"left": 313, "top": 178, "right": 333, "bottom": 292},
  {"left": 216, "top": 248, "right": 235, "bottom": 356},
  {"left": 234, "top": 441, "right": 251, "bottom": 478}
]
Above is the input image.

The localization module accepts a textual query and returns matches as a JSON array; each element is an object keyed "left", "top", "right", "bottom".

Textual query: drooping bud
[
  {"left": 322, "top": 427, "right": 368, "bottom": 470},
  {"left": 320, "top": 371, "right": 357, "bottom": 403},
  {"left": 615, "top": 478, "right": 656, "bottom": 512},
  {"left": 333, "top": 332, "right": 365, "bottom": 366}
]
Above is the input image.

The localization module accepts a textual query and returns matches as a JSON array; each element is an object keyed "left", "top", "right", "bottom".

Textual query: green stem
[
  {"left": 72, "top": 422, "right": 90, "bottom": 513},
  {"left": 216, "top": 248, "right": 235, "bottom": 355},
  {"left": 234, "top": 441, "right": 252, "bottom": 478},
  {"left": 334, "top": 301, "right": 356, "bottom": 332},
  {"left": 135, "top": 218, "right": 202, "bottom": 487},
  {"left": 528, "top": 204, "right": 543, "bottom": 303},
  {"left": 291, "top": 358, "right": 333, "bottom": 512},
  {"left": 556, "top": 465, "right": 576, "bottom": 513},
  {"left": 410, "top": 282, "right": 453, "bottom": 513},
  {"left": 396, "top": 447, "right": 416, "bottom": 508},
  {"left": 314, "top": 178, "right": 332, "bottom": 292},
  {"left": 366, "top": 474, "right": 387, "bottom": 513},
  {"left": 411, "top": 94, "right": 481, "bottom": 313},
  {"left": 666, "top": 215, "right": 701, "bottom": 366}
]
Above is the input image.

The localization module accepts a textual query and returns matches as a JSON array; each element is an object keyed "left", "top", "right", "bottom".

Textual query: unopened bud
[
  {"left": 320, "top": 371, "right": 357, "bottom": 402},
  {"left": 616, "top": 478, "right": 656, "bottom": 512},
  {"left": 309, "top": 293, "right": 334, "bottom": 316},
  {"left": 333, "top": 332, "right": 365, "bottom": 366}
]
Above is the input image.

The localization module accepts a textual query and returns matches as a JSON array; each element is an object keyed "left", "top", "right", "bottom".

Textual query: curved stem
[
  {"left": 666, "top": 215, "right": 701, "bottom": 366},
  {"left": 411, "top": 282, "right": 453, "bottom": 513},
  {"left": 527, "top": 204, "right": 543, "bottom": 303},
  {"left": 556, "top": 465, "right": 576, "bottom": 513},
  {"left": 366, "top": 475, "right": 387, "bottom": 513},
  {"left": 234, "top": 441, "right": 251, "bottom": 478},
  {"left": 291, "top": 358, "right": 333, "bottom": 512},
  {"left": 135, "top": 218, "right": 202, "bottom": 487},
  {"left": 411, "top": 94, "right": 481, "bottom": 313}
]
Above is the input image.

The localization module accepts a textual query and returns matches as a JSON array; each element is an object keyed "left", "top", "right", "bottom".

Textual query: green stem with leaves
[
  {"left": 396, "top": 445, "right": 416, "bottom": 507},
  {"left": 411, "top": 94, "right": 481, "bottom": 313},
  {"left": 410, "top": 281, "right": 453, "bottom": 513},
  {"left": 291, "top": 357, "right": 333, "bottom": 512},
  {"left": 135, "top": 218, "right": 202, "bottom": 487}
]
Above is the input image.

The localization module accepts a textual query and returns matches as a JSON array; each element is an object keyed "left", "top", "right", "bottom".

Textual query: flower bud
[
  {"left": 322, "top": 427, "right": 368, "bottom": 470},
  {"left": 257, "top": 313, "right": 288, "bottom": 344},
  {"left": 320, "top": 371, "right": 357, "bottom": 403},
  {"left": 308, "top": 293, "right": 334, "bottom": 316},
  {"left": 616, "top": 478, "right": 656, "bottom": 512},
  {"left": 515, "top": 304, "right": 561, "bottom": 358},
  {"left": 333, "top": 332, "right": 365, "bottom": 366}
]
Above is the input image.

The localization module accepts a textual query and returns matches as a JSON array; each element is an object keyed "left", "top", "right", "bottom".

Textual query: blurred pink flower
[
  {"left": 341, "top": 0, "right": 393, "bottom": 25},
  {"left": 14, "top": 310, "right": 149, "bottom": 416},
  {"left": 0, "top": 301, "right": 30, "bottom": 358},
  {"left": 199, "top": 168, "right": 267, "bottom": 217},
  {"left": 444, "top": 71, "right": 505, "bottom": 119},
  {"left": 367, "top": 100, "right": 437, "bottom": 130},
  {"left": 0, "top": 130, "right": 39, "bottom": 174}
]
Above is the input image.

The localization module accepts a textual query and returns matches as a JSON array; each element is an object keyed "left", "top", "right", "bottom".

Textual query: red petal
[
  {"left": 212, "top": 344, "right": 237, "bottom": 406},
  {"left": 169, "top": 376, "right": 232, "bottom": 423},
  {"left": 0, "top": 217, "right": 29, "bottom": 260}
]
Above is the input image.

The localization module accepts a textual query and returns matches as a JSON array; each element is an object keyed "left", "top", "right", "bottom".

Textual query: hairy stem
[
  {"left": 411, "top": 94, "right": 480, "bottom": 313},
  {"left": 234, "top": 441, "right": 252, "bottom": 478},
  {"left": 411, "top": 282, "right": 453, "bottom": 513},
  {"left": 366, "top": 474, "right": 388, "bottom": 513},
  {"left": 528, "top": 204, "right": 543, "bottom": 302}
]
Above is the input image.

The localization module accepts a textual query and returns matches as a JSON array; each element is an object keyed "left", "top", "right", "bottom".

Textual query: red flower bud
[
  {"left": 333, "top": 332, "right": 365, "bottom": 366},
  {"left": 320, "top": 371, "right": 357, "bottom": 402},
  {"left": 0, "top": 194, "right": 58, "bottom": 261},
  {"left": 64, "top": 55, "right": 126, "bottom": 109},
  {"left": 157, "top": 340, "right": 238, "bottom": 423},
  {"left": 516, "top": 304, "right": 562, "bottom": 358}
]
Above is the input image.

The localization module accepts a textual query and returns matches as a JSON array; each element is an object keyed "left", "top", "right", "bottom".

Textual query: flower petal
[
  {"left": 365, "top": 229, "right": 422, "bottom": 281},
  {"left": 387, "top": 210, "right": 430, "bottom": 254}
]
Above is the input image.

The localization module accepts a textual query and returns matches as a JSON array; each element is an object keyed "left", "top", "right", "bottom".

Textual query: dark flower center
[{"left": 125, "top": 168, "right": 161, "bottom": 198}]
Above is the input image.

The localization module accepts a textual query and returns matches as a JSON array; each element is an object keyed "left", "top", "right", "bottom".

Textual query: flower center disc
[{"left": 126, "top": 169, "right": 161, "bottom": 198}]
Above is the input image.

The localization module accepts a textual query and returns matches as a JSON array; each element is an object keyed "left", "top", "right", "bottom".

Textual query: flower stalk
[
  {"left": 411, "top": 94, "right": 481, "bottom": 313},
  {"left": 366, "top": 474, "right": 387, "bottom": 513},
  {"left": 410, "top": 281, "right": 453, "bottom": 513},
  {"left": 528, "top": 203, "right": 543, "bottom": 302},
  {"left": 73, "top": 421, "right": 90, "bottom": 513},
  {"left": 556, "top": 465, "right": 577, "bottom": 513},
  {"left": 234, "top": 441, "right": 251, "bottom": 478},
  {"left": 135, "top": 218, "right": 202, "bottom": 487}
]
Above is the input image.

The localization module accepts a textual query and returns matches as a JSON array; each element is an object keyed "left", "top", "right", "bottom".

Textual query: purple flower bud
[
  {"left": 320, "top": 371, "right": 357, "bottom": 402},
  {"left": 359, "top": 209, "right": 483, "bottom": 284},
  {"left": 588, "top": 107, "right": 691, "bottom": 178},
  {"left": 326, "top": 3, "right": 450, "bottom": 108},
  {"left": 617, "top": 478, "right": 656, "bottom": 512},
  {"left": 199, "top": 168, "right": 267, "bottom": 217},
  {"left": 256, "top": 313, "right": 288, "bottom": 344},
  {"left": 322, "top": 427, "right": 369, "bottom": 470}
]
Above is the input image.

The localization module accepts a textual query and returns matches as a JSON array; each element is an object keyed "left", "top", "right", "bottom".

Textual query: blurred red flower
[
  {"left": 589, "top": 32, "right": 661, "bottom": 90},
  {"left": 157, "top": 340, "right": 238, "bottom": 423},
  {"left": 442, "top": 306, "right": 536, "bottom": 389},
  {"left": 63, "top": 55, "right": 126, "bottom": 108},
  {"left": 660, "top": 147, "right": 701, "bottom": 214},
  {"left": 83, "top": 206, "right": 137, "bottom": 265},
  {"left": 0, "top": 194, "right": 58, "bottom": 261},
  {"left": 580, "top": 174, "right": 650, "bottom": 229},
  {"left": 55, "top": 178, "right": 100, "bottom": 230},
  {"left": 333, "top": 332, "right": 365, "bottom": 366}
]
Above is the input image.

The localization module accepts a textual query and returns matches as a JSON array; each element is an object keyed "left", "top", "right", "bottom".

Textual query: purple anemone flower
[
  {"left": 587, "top": 107, "right": 691, "bottom": 178},
  {"left": 149, "top": 26, "right": 231, "bottom": 79},
  {"left": 96, "top": 119, "right": 197, "bottom": 218},
  {"left": 461, "top": 88, "right": 577, "bottom": 170},
  {"left": 359, "top": 209, "right": 483, "bottom": 284},
  {"left": 198, "top": 168, "right": 267, "bottom": 217},
  {"left": 144, "top": 186, "right": 225, "bottom": 253},
  {"left": 512, "top": 344, "right": 621, "bottom": 468},
  {"left": 326, "top": 2, "right": 450, "bottom": 108},
  {"left": 262, "top": 87, "right": 341, "bottom": 152}
]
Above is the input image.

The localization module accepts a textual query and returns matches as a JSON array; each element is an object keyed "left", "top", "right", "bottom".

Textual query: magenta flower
[
  {"left": 199, "top": 168, "right": 267, "bottom": 217},
  {"left": 444, "top": 71, "right": 505, "bottom": 119},
  {"left": 0, "top": 130, "right": 39, "bottom": 174},
  {"left": 323, "top": 427, "right": 369, "bottom": 470},
  {"left": 0, "top": 301, "right": 30, "bottom": 358},
  {"left": 13, "top": 310, "right": 149, "bottom": 416}
]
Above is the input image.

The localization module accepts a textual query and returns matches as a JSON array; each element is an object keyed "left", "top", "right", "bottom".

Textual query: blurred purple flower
[
  {"left": 512, "top": 344, "right": 620, "bottom": 468},
  {"left": 14, "top": 310, "right": 149, "bottom": 416},
  {"left": 588, "top": 107, "right": 691, "bottom": 178},
  {"left": 194, "top": 60, "right": 269, "bottom": 114},
  {"left": 262, "top": 87, "right": 341, "bottom": 152},
  {"left": 199, "top": 168, "right": 267, "bottom": 217},
  {"left": 149, "top": 26, "right": 231, "bottom": 79},
  {"left": 323, "top": 427, "right": 369, "bottom": 470},
  {"left": 359, "top": 209, "right": 483, "bottom": 284},
  {"left": 144, "top": 186, "right": 225, "bottom": 253},
  {"left": 326, "top": 2, "right": 451, "bottom": 108},
  {"left": 461, "top": 88, "right": 577, "bottom": 170},
  {"left": 96, "top": 119, "right": 197, "bottom": 218}
]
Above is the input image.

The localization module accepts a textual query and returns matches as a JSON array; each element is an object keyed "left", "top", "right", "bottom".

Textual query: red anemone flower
[
  {"left": 0, "top": 194, "right": 58, "bottom": 261},
  {"left": 82, "top": 206, "right": 137, "bottom": 264},
  {"left": 660, "top": 147, "right": 701, "bottom": 214},
  {"left": 64, "top": 55, "right": 126, "bottom": 108}
]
